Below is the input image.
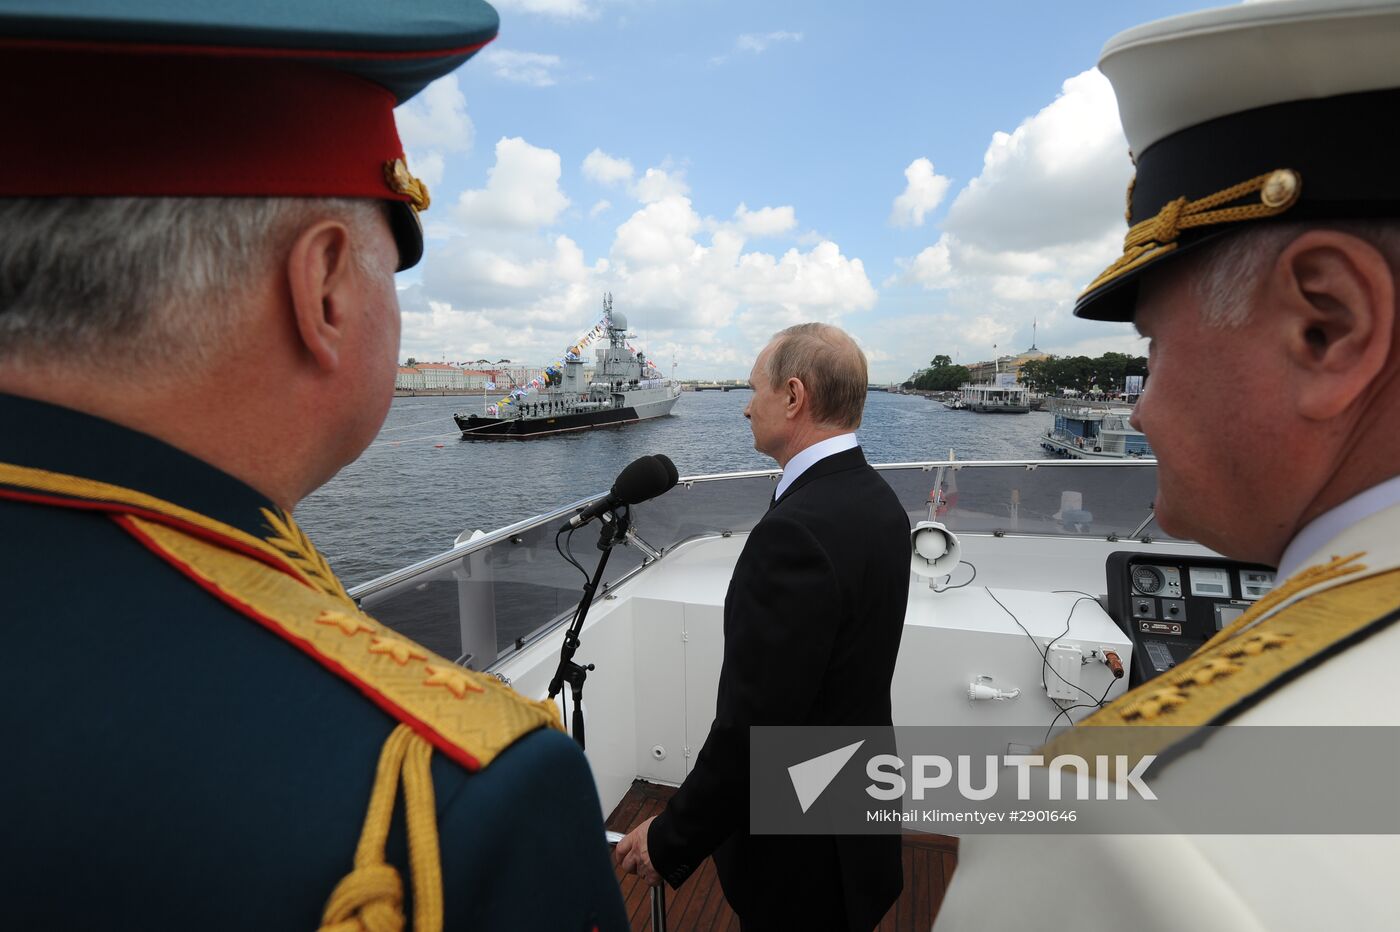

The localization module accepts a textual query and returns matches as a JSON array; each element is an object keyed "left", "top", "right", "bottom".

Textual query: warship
[{"left": 454, "top": 297, "right": 681, "bottom": 440}]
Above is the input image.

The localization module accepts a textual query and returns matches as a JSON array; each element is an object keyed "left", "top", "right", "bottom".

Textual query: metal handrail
[{"left": 347, "top": 458, "right": 1161, "bottom": 600}]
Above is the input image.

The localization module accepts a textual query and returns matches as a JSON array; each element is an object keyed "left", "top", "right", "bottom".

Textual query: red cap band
[{"left": 0, "top": 48, "right": 409, "bottom": 202}]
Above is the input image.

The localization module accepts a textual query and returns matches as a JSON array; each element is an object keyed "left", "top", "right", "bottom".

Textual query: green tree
[
  {"left": 915, "top": 363, "right": 970, "bottom": 391},
  {"left": 930, "top": 354, "right": 953, "bottom": 369},
  {"left": 1019, "top": 358, "right": 1049, "bottom": 392}
]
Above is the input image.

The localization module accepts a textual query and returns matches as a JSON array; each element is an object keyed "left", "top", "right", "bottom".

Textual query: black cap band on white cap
[{"left": 1076, "top": 0, "right": 1400, "bottom": 322}]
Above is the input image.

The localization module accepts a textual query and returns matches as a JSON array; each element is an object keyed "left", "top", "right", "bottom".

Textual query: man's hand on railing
[{"left": 614, "top": 815, "right": 662, "bottom": 887}]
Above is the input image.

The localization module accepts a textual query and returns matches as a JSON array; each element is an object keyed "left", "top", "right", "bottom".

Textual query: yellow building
[{"left": 966, "top": 343, "right": 1048, "bottom": 384}]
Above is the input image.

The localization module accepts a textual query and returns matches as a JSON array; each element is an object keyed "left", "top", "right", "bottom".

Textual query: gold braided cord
[
  {"left": 403, "top": 737, "right": 444, "bottom": 932},
  {"left": 1082, "top": 168, "right": 1303, "bottom": 297},
  {"left": 320, "top": 725, "right": 444, "bottom": 932}
]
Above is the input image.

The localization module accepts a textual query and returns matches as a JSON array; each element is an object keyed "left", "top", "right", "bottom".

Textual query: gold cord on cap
[{"left": 1083, "top": 168, "right": 1302, "bottom": 298}]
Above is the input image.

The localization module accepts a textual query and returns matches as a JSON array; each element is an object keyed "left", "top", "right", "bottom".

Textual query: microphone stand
[{"left": 548, "top": 506, "right": 628, "bottom": 749}]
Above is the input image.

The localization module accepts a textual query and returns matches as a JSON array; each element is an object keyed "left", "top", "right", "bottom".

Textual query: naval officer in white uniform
[{"left": 934, "top": 2, "right": 1400, "bottom": 929}]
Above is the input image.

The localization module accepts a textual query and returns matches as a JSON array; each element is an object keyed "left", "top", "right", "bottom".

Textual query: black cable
[
  {"left": 942, "top": 560, "right": 978, "bottom": 590},
  {"left": 1043, "top": 675, "right": 1117, "bottom": 745},
  {"left": 555, "top": 524, "right": 591, "bottom": 585},
  {"left": 985, "top": 590, "right": 1104, "bottom": 707}
]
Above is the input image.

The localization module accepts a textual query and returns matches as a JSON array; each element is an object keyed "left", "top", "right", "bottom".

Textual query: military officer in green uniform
[
  {"left": 0, "top": 3, "right": 627, "bottom": 929},
  {"left": 935, "top": 2, "right": 1400, "bottom": 930}
]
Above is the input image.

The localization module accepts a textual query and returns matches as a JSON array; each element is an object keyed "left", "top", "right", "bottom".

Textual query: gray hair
[
  {"left": 1191, "top": 220, "right": 1400, "bottom": 327},
  {"left": 0, "top": 197, "right": 389, "bottom": 375},
  {"left": 764, "top": 322, "right": 868, "bottom": 430}
]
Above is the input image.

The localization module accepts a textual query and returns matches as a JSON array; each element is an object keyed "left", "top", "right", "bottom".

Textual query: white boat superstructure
[
  {"left": 959, "top": 381, "right": 1031, "bottom": 414},
  {"left": 1042, "top": 398, "right": 1154, "bottom": 459},
  {"left": 350, "top": 460, "right": 1215, "bottom": 822}
]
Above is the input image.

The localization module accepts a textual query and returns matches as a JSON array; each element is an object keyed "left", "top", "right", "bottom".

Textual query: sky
[{"left": 391, "top": 0, "right": 1226, "bottom": 382}]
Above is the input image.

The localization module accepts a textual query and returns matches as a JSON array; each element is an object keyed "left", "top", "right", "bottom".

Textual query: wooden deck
[{"left": 606, "top": 780, "right": 959, "bottom": 931}]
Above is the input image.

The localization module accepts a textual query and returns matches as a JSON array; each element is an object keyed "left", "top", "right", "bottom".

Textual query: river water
[{"left": 296, "top": 390, "right": 1057, "bottom": 588}]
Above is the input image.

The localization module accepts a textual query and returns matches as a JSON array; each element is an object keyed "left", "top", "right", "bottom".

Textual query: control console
[{"left": 1105, "top": 552, "right": 1277, "bottom": 687}]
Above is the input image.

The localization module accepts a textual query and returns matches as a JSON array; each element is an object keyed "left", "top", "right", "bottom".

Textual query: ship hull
[{"left": 455, "top": 392, "right": 678, "bottom": 440}]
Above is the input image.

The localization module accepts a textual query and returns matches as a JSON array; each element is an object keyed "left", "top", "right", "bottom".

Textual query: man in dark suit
[{"left": 616, "top": 323, "right": 911, "bottom": 930}]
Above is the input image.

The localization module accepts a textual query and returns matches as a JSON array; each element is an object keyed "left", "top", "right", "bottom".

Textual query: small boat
[{"left": 1041, "top": 397, "right": 1154, "bottom": 459}]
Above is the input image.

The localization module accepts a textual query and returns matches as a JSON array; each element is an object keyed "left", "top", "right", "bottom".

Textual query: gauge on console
[{"left": 1132, "top": 565, "right": 1165, "bottom": 595}]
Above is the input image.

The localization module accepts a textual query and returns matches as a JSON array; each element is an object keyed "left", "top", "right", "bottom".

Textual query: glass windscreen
[{"left": 350, "top": 462, "right": 1170, "bottom": 670}]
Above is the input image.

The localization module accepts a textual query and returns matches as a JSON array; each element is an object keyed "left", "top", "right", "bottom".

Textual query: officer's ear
[
  {"left": 286, "top": 219, "right": 357, "bottom": 372},
  {"left": 1270, "top": 229, "right": 1396, "bottom": 421}
]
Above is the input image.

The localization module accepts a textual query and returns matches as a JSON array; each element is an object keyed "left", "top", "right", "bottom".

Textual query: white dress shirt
[
  {"left": 773, "top": 433, "right": 858, "bottom": 501},
  {"left": 1275, "top": 473, "right": 1400, "bottom": 580}
]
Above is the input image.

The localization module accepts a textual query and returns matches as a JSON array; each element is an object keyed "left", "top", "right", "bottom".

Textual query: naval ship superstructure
[{"left": 454, "top": 299, "right": 680, "bottom": 440}]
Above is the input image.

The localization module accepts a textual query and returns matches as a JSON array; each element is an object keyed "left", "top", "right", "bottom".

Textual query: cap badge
[
  {"left": 1260, "top": 169, "right": 1301, "bottom": 209},
  {"left": 384, "top": 157, "right": 431, "bottom": 212}
]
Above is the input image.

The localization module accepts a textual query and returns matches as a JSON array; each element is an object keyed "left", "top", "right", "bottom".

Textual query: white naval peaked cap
[{"left": 1075, "top": 0, "right": 1400, "bottom": 322}]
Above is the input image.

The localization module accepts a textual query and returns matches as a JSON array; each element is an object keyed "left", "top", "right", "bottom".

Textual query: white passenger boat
[
  {"left": 959, "top": 381, "right": 1031, "bottom": 414},
  {"left": 1041, "top": 397, "right": 1154, "bottom": 459}
]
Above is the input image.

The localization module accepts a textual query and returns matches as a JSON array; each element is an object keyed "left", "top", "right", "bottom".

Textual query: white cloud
[
  {"left": 482, "top": 49, "right": 564, "bottom": 87},
  {"left": 632, "top": 167, "right": 690, "bottom": 204},
  {"left": 736, "top": 30, "right": 803, "bottom": 53},
  {"left": 712, "top": 30, "right": 803, "bottom": 65},
  {"left": 457, "top": 137, "right": 570, "bottom": 230},
  {"left": 409, "top": 140, "right": 873, "bottom": 379},
  {"left": 888, "top": 68, "right": 1138, "bottom": 369},
  {"left": 889, "top": 158, "right": 951, "bottom": 228},
  {"left": 490, "top": 0, "right": 595, "bottom": 20},
  {"left": 581, "top": 148, "right": 635, "bottom": 187},
  {"left": 613, "top": 197, "right": 703, "bottom": 267},
  {"left": 610, "top": 193, "right": 874, "bottom": 336},
  {"left": 942, "top": 69, "right": 1131, "bottom": 251},
  {"left": 730, "top": 203, "right": 798, "bottom": 238},
  {"left": 903, "top": 239, "right": 953, "bottom": 286},
  {"left": 424, "top": 233, "right": 597, "bottom": 310},
  {"left": 394, "top": 75, "right": 474, "bottom": 188}
]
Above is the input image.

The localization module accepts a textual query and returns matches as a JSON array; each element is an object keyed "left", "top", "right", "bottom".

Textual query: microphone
[{"left": 568, "top": 454, "right": 678, "bottom": 528}]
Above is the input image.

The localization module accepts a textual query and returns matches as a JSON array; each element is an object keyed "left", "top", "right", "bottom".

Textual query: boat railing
[{"left": 347, "top": 460, "right": 1174, "bottom": 672}]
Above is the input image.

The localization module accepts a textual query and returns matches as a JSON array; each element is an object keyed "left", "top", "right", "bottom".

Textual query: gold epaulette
[
  {"left": 0, "top": 459, "right": 560, "bottom": 770},
  {"left": 1044, "top": 561, "right": 1400, "bottom": 766},
  {"left": 121, "top": 514, "right": 562, "bottom": 771}
]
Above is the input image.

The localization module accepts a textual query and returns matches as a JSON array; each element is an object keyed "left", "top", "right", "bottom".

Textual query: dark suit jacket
[
  {"left": 0, "top": 393, "right": 627, "bottom": 931},
  {"left": 648, "top": 445, "right": 910, "bottom": 930}
]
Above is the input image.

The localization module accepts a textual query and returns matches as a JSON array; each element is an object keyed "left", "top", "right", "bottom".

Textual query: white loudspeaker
[{"left": 910, "top": 521, "right": 961, "bottom": 590}]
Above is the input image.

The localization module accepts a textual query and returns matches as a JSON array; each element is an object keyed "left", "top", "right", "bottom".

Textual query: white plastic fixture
[{"left": 910, "top": 521, "right": 962, "bottom": 591}]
